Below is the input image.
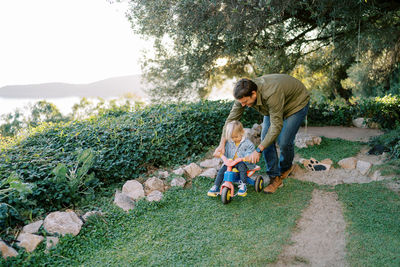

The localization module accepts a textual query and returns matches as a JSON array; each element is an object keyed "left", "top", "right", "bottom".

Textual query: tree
[{"left": 124, "top": 0, "right": 400, "bottom": 100}]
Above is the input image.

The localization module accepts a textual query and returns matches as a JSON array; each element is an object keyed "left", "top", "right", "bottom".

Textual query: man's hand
[
  {"left": 248, "top": 150, "right": 261, "bottom": 164},
  {"left": 213, "top": 144, "right": 225, "bottom": 158}
]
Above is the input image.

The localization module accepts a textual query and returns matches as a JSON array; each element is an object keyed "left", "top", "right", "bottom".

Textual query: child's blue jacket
[{"left": 224, "top": 138, "right": 256, "bottom": 169}]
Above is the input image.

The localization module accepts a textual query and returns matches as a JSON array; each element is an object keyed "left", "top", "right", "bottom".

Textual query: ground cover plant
[
  {"left": 1, "top": 177, "right": 315, "bottom": 266},
  {"left": 336, "top": 183, "right": 400, "bottom": 267}
]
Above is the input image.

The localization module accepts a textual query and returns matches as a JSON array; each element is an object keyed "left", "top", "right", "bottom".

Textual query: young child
[{"left": 208, "top": 120, "right": 256, "bottom": 197}]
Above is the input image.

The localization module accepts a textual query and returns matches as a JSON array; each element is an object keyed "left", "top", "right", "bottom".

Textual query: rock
[
  {"left": 122, "top": 180, "right": 145, "bottom": 200},
  {"left": 183, "top": 163, "right": 203, "bottom": 179},
  {"left": 45, "top": 236, "right": 59, "bottom": 252},
  {"left": 320, "top": 158, "right": 333, "bottom": 165},
  {"left": 144, "top": 177, "right": 165, "bottom": 194},
  {"left": 0, "top": 240, "right": 18, "bottom": 259},
  {"left": 338, "top": 157, "right": 357, "bottom": 169},
  {"left": 146, "top": 190, "right": 163, "bottom": 202},
  {"left": 199, "top": 158, "right": 221, "bottom": 168},
  {"left": 199, "top": 168, "right": 217, "bottom": 178},
  {"left": 171, "top": 177, "right": 186, "bottom": 187},
  {"left": 22, "top": 220, "right": 43, "bottom": 234},
  {"left": 371, "top": 170, "right": 384, "bottom": 181},
  {"left": 158, "top": 171, "right": 169, "bottom": 179},
  {"left": 173, "top": 168, "right": 185, "bottom": 176},
  {"left": 114, "top": 190, "right": 135, "bottom": 212},
  {"left": 44, "top": 211, "right": 83, "bottom": 236},
  {"left": 356, "top": 160, "right": 372, "bottom": 175},
  {"left": 295, "top": 133, "right": 322, "bottom": 148},
  {"left": 82, "top": 211, "right": 104, "bottom": 222},
  {"left": 352, "top": 117, "right": 367, "bottom": 128},
  {"left": 17, "top": 233, "right": 44, "bottom": 252}
]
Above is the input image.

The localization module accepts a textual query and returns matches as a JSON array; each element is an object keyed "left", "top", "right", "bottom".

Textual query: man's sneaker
[
  {"left": 280, "top": 165, "right": 295, "bottom": 179},
  {"left": 207, "top": 185, "right": 219, "bottom": 197},
  {"left": 238, "top": 182, "right": 247, "bottom": 197},
  {"left": 263, "top": 176, "right": 283, "bottom": 194}
]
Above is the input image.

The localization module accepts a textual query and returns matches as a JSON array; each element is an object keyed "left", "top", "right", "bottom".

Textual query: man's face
[{"left": 237, "top": 91, "right": 257, "bottom": 107}]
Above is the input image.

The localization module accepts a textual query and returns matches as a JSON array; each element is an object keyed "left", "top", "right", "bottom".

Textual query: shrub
[{"left": 0, "top": 100, "right": 261, "bottom": 229}]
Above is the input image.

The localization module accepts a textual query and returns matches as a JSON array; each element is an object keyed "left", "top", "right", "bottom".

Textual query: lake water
[{"left": 0, "top": 97, "right": 83, "bottom": 118}]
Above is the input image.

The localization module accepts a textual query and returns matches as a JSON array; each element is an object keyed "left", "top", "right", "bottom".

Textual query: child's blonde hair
[{"left": 225, "top": 120, "right": 244, "bottom": 142}]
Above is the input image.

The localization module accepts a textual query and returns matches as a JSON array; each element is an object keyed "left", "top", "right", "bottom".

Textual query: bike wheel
[{"left": 221, "top": 187, "right": 232, "bottom": 204}]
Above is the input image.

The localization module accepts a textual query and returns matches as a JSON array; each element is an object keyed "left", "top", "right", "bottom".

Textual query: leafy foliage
[
  {"left": 124, "top": 0, "right": 400, "bottom": 100},
  {"left": 369, "top": 125, "right": 400, "bottom": 160},
  {"left": 0, "top": 100, "right": 261, "bottom": 230}
]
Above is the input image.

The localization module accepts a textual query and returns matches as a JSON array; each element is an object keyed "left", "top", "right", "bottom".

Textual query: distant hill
[{"left": 0, "top": 75, "right": 149, "bottom": 100}]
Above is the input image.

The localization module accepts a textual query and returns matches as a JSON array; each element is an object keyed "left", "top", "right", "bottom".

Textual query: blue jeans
[
  {"left": 261, "top": 102, "right": 309, "bottom": 177},
  {"left": 214, "top": 162, "right": 248, "bottom": 187}
]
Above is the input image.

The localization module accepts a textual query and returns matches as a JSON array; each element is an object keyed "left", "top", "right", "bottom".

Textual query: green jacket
[{"left": 223, "top": 74, "right": 310, "bottom": 149}]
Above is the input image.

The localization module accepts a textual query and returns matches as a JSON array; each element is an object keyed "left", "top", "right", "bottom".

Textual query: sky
[{"left": 0, "top": 0, "right": 151, "bottom": 88}]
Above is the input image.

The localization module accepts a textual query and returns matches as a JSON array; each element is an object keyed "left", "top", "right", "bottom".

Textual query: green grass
[
  {"left": 336, "top": 182, "right": 400, "bottom": 267},
  {"left": 295, "top": 137, "right": 364, "bottom": 165},
  {"left": 2, "top": 177, "right": 314, "bottom": 266}
]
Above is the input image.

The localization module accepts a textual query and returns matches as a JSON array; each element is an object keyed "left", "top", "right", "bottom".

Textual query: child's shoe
[
  {"left": 207, "top": 185, "right": 219, "bottom": 197},
  {"left": 238, "top": 181, "right": 247, "bottom": 197}
]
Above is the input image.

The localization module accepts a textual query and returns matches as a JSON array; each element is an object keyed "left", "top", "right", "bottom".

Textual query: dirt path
[
  {"left": 272, "top": 189, "right": 347, "bottom": 267},
  {"left": 270, "top": 127, "right": 385, "bottom": 266},
  {"left": 298, "top": 126, "right": 383, "bottom": 142}
]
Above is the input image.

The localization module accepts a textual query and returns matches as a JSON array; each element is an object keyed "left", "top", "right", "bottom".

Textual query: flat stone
[
  {"left": 170, "top": 177, "right": 186, "bottom": 187},
  {"left": 199, "top": 168, "right": 217, "bottom": 178},
  {"left": 122, "top": 180, "right": 145, "bottom": 200},
  {"left": 356, "top": 160, "right": 372, "bottom": 175},
  {"left": 199, "top": 158, "right": 221, "bottom": 168},
  {"left": 82, "top": 211, "right": 104, "bottom": 222},
  {"left": 183, "top": 163, "right": 203, "bottom": 179},
  {"left": 22, "top": 220, "right": 43, "bottom": 234},
  {"left": 0, "top": 240, "right": 18, "bottom": 259},
  {"left": 17, "top": 233, "right": 44, "bottom": 252},
  {"left": 114, "top": 190, "right": 135, "bottom": 212},
  {"left": 173, "top": 168, "right": 185, "bottom": 175},
  {"left": 338, "top": 157, "right": 357, "bottom": 169},
  {"left": 144, "top": 177, "right": 165, "bottom": 194},
  {"left": 146, "top": 190, "right": 163, "bottom": 202},
  {"left": 43, "top": 211, "right": 83, "bottom": 236}
]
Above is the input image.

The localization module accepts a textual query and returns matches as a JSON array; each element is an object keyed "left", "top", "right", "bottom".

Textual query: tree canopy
[{"left": 125, "top": 0, "right": 400, "bottom": 100}]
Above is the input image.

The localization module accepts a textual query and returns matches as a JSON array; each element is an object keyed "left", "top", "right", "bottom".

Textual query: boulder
[
  {"left": 43, "top": 211, "right": 83, "bottom": 236},
  {"left": 295, "top": 133, "right": 322, "bottom": 148},
  {"left": 144, "top": 177, "right": 165, "bottom": 194},
  {"left": 158, "top": 170, "right": 169, "bottom": 179},
  {"left": 352, "top": 117, "right": 367, "bottom": 128},
  {"left": 338, "top": 157, "right": 357, "bottom": 169},
  {"left": 146, "top": 190, "right": 163, "bottom": 202},
  {"left": 114, "top": 190, "right": 135, "bottom": 212},
  {"left": 356, "top": 160, "right": 372, "bottom": 175},
  {"left": 173, "top": 168, "right": 185, "bottom": 176},
  {"left": 199, "top": 168, "right": 217, "bottom": 178},
  {"left": 22, "top": 220, "right": 43, "bottom": 234},
  {"left": 0, "top": 240, "right": 18, "bottom": 259},
  {"left": 17, "top": 233, "right": 44, "bottom": 252},
  {"left": 122, "top": 180, "right": 145, "bottom": 200},
  {"left": 170, "top": 177, "right": 186, "bottom": 187},
  {"left": 183, "top": 163, "right": 203, "bottom": 179},
  {"left": 199, "top": 158, "right": 221, "bottom": 168}
]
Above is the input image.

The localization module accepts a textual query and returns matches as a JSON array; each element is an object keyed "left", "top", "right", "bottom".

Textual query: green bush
[
  {"left": 369, "top": 125, "right": 400, "bottom": 159},
  {"left": 307, "top": 94, "right": 400, "bottom": 129},
  {"left": 0, "top": 100, "right": 261, "bottom": 230}
]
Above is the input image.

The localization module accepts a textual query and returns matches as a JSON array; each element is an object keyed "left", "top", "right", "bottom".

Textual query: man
[{"left": 213, "top": 74, "right": 310, "bottom": 194}]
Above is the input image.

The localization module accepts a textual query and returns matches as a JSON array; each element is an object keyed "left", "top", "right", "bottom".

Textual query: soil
[
  {"left": 272, "top": 190, "right": 347, "bottom": 267},
  {"left": 270, "top": 127, "right": 389, "bottom": 266}
]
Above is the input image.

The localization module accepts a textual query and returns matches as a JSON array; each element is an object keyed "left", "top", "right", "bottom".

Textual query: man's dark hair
[{"left": 233, "top": 78, "right": 257, "bottom": 99}]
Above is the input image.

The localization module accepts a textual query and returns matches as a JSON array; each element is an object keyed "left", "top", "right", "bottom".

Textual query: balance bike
[{"left": 219, "top": 155, "right": 264, "bottom": 204}]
